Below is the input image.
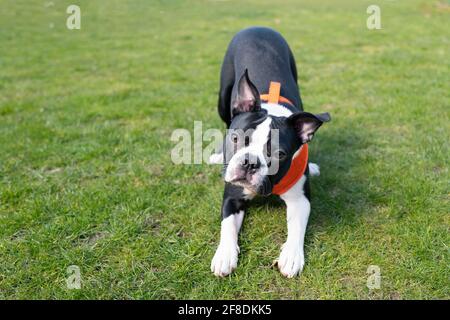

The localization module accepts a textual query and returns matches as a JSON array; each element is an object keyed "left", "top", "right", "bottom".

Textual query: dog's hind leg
[
  {"left": 308, "top": 162, "right": 320, "bottom": 176},
  {"left": 207, "top": 130, "right": 224, "bottom": 164},
  {"left": 208, "top": 152, "right": 223, "bottom": 164},
  {"left": 208, "top": 140, "right": 224, "bottom": 164}
]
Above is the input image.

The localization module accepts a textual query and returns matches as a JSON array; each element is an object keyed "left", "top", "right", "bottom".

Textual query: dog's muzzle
[{"left": 225, "top": 152, "right": 271, "bottom": 195}]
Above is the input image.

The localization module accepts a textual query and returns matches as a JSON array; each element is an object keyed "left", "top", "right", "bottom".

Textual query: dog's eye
[
  {"left": 273, "top": 150, "right": 287, "bottom": 160},
  {"left": 231, "top": 133, "right": 239, "bottom": 144},
  {"left": 244, "top": 136, "right": 250, "bottom": 146},
  {"left": 266, "top": 140, "right": 271, "bottom": 157}
]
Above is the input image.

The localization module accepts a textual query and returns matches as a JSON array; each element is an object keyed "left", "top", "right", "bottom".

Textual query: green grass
[{"left": 0, "top": 0, "right": 449, "bottom": 299}]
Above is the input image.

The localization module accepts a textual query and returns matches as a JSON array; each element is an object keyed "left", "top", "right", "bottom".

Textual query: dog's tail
[{"left": 308, "top": 162, "right": 320, "bottom": 176}]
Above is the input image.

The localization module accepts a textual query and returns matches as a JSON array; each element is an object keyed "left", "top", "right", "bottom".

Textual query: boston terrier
[{"left": 210, "top": 27, "right": 330, "bottom": 278}]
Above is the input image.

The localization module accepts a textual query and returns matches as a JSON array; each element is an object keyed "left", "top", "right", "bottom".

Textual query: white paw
[
  {"left": 308, "top": 162, "right": 320, "bottom": 176},
  {"left": 277, "top": 242, "right": 305, "bottom": 278},
  {"left": 211, "top": 243, "right": 239, "bottom": 277},
  {"left": 208, "top": 153, "right": 223, "bottom": 164}
]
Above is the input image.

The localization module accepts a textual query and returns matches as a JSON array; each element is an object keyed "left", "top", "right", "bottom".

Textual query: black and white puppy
[{"left": 210, "top": 27, "right": 330, "bottom": 278}]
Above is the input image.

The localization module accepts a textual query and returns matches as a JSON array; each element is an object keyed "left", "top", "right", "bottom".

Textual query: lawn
[{"left": 0, "top": 0, "right": 449, "bottom": 299}]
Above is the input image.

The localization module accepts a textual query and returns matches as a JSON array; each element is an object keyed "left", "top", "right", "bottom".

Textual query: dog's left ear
[
  {"left": 288, "top": 112, "right": 331, "bottom": 144},
  {"left": 232, "top": 69, "right": 261, "bottom": 117}
]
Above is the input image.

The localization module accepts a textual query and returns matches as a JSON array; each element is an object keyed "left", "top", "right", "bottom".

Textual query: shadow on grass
[{"left": 246, "top": 123, "right": 377, "bottom": 235}]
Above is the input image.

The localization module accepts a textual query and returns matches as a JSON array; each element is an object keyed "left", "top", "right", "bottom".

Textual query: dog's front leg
[
  {"left": 278, "top": 176, "right": 310, "bottom": 278},
  {"left": 211, "top": 185, "right": 247, "bottom": 277}
]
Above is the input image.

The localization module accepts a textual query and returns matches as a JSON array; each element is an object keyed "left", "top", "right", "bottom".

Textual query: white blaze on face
[{"left": 224, "top": 117, "right": 272, "bottom": 184}]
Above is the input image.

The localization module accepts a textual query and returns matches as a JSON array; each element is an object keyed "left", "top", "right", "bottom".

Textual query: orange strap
[
  {"left": 260, "top": 81, "right": 308, "bottom": 195},
  {"left": 260, "top": 81, "right": 294, "bottom": 106},
  {"left": 272, "top": 144, "right": 309, "bottom": 195}
]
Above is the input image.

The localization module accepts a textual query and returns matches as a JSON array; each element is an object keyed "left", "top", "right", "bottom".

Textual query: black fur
[
  {"left": 217, "top": 27, "right": 329, "bottom": 221},
  {"left": 218, "top": 27, "right": 302, "bottom": 127}
]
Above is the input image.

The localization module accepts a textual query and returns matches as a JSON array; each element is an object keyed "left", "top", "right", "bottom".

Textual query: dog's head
[{"left": 223, "top": 70, "right": 330, "bottom": 196}]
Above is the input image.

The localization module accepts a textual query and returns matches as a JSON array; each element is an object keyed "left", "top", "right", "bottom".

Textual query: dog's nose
[{"left": 241, "top": 153, "right": 261, "bottom": 172}]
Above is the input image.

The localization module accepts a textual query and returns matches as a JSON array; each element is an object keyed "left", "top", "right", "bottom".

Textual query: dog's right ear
[{"left": 232, "top": 69, "right": 261, "bottom": 117}]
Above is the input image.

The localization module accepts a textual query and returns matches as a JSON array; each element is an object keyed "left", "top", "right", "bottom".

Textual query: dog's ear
[
  {"left": 288, "top": 112, "right": 331, "bottom": 144},
  {"left": 232, "top": 69, "right": 261, "bottom": 117}
]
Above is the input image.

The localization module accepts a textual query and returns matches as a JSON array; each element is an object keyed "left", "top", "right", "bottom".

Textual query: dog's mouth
[
  {"left": 228, "top": 171, "right": 254, "bottom": 184},
  {"left": 226, "top": 174, "right": 272, "bottom": 196},
  {"left": 227, "top": 175, "right": 253, "bottom": 189},
  {"left": 226, "top": 169, "right": 257, "bottom": 186}
]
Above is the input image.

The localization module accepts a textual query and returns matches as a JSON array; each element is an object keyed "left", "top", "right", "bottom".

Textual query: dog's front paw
[
  {"left": 211, "top": 243, "right": 239, "bottom": 277},
  {"left": 277, "top": 242, "right": 304, "bottom": 278}
]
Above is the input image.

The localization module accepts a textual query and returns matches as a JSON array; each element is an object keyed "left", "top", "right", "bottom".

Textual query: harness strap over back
[
  {"left": 260, "top": 82, "right": 309, "bottom": 196},
  {"left": 260, "top": 81, "right": 295, "bottom": 106}
]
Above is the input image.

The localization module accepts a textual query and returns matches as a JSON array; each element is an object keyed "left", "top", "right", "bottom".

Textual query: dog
[{"left": 210, "top": 27, "right": 330, "bottom": 278}]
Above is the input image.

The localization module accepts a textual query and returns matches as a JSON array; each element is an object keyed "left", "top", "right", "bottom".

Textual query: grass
[{"left": 0, "top": 0, "right": 449, "bottom": 299}]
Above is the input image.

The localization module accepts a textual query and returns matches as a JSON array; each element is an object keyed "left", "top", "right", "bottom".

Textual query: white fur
[
  {"left": 246, "top": 117, "right": 272, "bottom": 149},
  {"left": 208, "top": 152, "right": 223, "bottom": 164},
  {"left": 210, "top": 103, "right": 291, "bottom": 166},
  {"left": 278, "top": 175, "right": 310, "bottom": 277},
  {"left": 224, "top": 117, "right": 272, "bottom": 183},
  {"left": 211, "top": 211, "right": 244, "bottom": 277},
  {"left": 262, "top": 103, "right": 293, "bottom": 117},
  {"left": 308, "top": 162, "right": 320, "bottom": 176},
  {"left": 234, "top": 210, "right": 245, "bottom": 232},
  {"left": 242, "top": 187, "right": 256, "bottom": 200}
]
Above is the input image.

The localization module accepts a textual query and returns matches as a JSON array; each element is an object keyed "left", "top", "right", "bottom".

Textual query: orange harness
[{"left": 260, "top": 82, "right": 309, "bottom": 195}]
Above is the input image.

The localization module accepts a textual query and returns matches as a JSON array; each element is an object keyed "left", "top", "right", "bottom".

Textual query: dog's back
[{"left": 218, "top": 27, "right": 302, "bottom": 125}]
